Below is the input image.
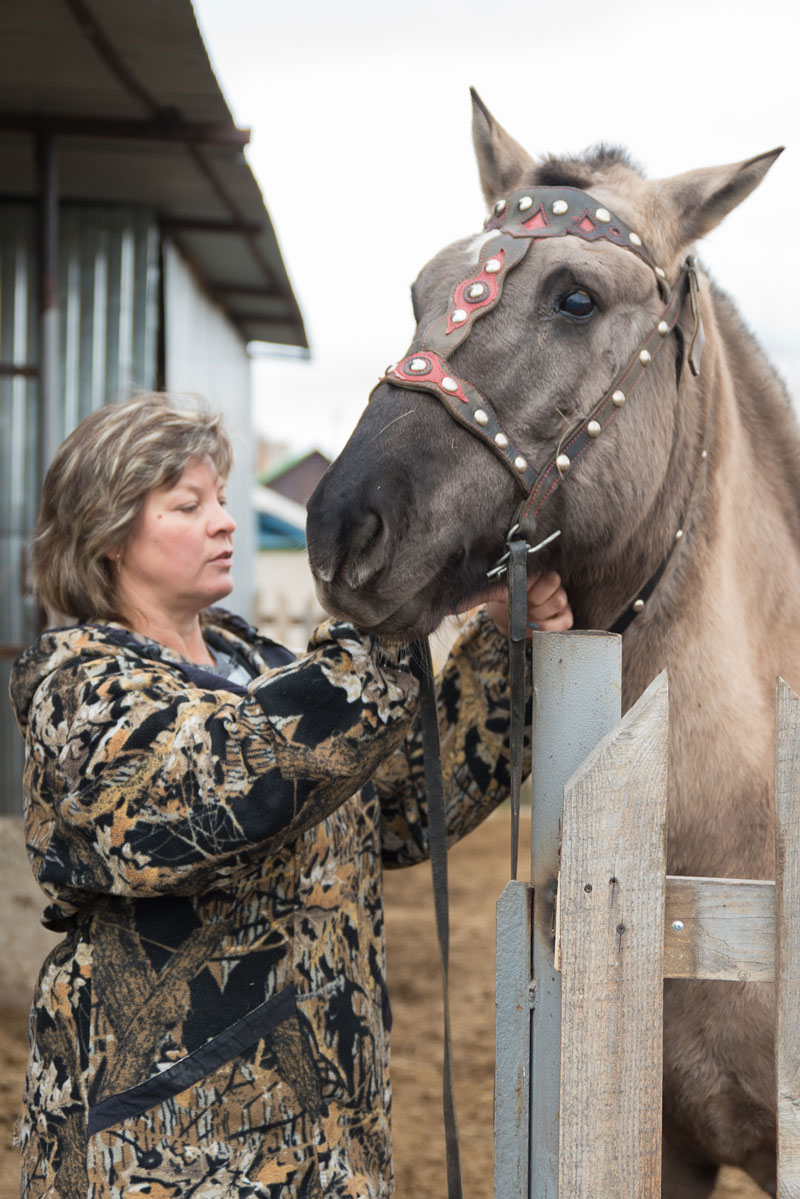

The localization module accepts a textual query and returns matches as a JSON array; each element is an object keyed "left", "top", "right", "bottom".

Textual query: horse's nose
[
  {"left": 341, "top": 507, "right": 390, "bottom": 589},
  {"left": 307, "top": 482, "right": 390, "bottom": 591}
]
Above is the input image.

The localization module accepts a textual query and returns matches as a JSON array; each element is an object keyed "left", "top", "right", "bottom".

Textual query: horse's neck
[
  {"left": 575, "top": 281, "right": 800, "bottom": 666},
  {"left": 567, "top": 371, "right": 703, "bottom": 632},
  {"left": 623, "top": 286, "right": 800, "bottom": 706},
  {"left": 712, "top": 285, "right": 800, "bottom": 554},
  {"left": 688, "top": 289, "right": 800, "bottom": 624}
]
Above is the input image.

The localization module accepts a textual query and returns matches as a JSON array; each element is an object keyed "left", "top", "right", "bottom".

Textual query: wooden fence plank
[
  {"left": 775, "top": 679, "right": 800, "bottom": 1197},
  {"left": 529, "top": 631, "right": 622, "bottom": 1199},
  {"left": 663, "top": 876, "right": 775, "bottom": 981},
  {"left": 557, "top": 671, "right": 668, "bottom": 1199}
]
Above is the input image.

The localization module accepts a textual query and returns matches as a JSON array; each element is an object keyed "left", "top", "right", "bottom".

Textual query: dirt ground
[{"left": 0, "top": 807, "right": 767, "bottom": 1198}]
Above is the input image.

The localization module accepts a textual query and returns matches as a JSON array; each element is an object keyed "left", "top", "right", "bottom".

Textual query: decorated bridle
[
  {"left": 381, "top": 185, "right": 704, "bottom": 1199},
  {"left": 382, "top": 183, "right": 705, "bottom": 851},
  {"left": 381, "top": 184, "right": 703, "bottom": 569}
]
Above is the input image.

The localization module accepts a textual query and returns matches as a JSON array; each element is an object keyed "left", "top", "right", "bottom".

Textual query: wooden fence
[{"left": 493, "top": 630, "right": 800, "bottom": 1199}]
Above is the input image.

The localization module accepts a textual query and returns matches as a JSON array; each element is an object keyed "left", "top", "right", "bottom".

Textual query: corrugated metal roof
[{"left": 0, "top": 0, "right": 307, "bottom": 349}]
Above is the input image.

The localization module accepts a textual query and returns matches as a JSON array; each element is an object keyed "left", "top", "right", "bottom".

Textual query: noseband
[{"left": 381, "top": 187, "right": 704, "bottom": 1199}]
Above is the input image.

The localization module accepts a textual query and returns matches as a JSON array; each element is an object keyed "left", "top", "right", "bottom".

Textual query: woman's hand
[{"left": 485, "top": 571, "right": 573, "bottom": 639}]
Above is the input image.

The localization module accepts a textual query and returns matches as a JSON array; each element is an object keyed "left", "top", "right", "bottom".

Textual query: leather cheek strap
[{"left": 515, "top": 264, "right": 693, "bottom": 543}]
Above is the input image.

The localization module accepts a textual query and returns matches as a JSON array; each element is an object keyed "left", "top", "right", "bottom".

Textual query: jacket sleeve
[
  {"left": 374, "top": 608, "right": 530, "bottom": 866},
  {"left": 25, "top": 620, "right": 418, "bottom": 903}
]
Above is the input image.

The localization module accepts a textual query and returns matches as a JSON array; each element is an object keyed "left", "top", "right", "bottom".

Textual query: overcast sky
[{"left": 192, "top": 0, "right": 800, "bottom": 459}]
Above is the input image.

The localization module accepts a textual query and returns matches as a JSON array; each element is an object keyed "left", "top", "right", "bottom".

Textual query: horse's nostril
[
  {"left": 312, "top": 557, "right": 335, "bottom": 584},
  {"left": 344, "top": 509, "right": 388, "bottom": 590}
]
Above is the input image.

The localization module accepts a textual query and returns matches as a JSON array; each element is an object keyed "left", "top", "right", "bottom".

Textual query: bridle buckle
[{"left": 486, "top": 527, "right": 562, "bottom": 579}]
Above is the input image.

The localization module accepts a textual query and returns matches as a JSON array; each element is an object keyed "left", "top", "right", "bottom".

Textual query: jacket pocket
[
  {"left": 87, "top": 984, "right": 326, "bottom": 1197},
  {"left": 88, "top": 985, "right": 295, "bottom": 1134}
]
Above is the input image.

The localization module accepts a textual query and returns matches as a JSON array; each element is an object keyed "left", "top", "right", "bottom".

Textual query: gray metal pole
[
  {"left": 495, "top": 877, "right": 533, "bottom": 1199},
  {"left": 528, "top": 630, "right": 621, "bottom": 1199},
  {"left": 36, "top": 131, "right": 61, "bottom": 475}
]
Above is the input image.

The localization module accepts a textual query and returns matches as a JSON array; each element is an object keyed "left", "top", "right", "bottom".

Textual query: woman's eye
[{"left": 559, "top": 289, "right": 596, "bottom": 319}]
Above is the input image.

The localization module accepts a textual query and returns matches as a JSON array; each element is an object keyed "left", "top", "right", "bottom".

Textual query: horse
[{"left": 304, "top": 91, "right": 799, "bottom": 1198}]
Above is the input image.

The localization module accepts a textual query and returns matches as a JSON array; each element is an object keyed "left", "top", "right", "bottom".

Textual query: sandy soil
[
  {"left": 0, "top": 807, "right": 767, "bottom": 1198},
  {"left": 0, "top": 1008, "right": 28, "bottom": 1199}
]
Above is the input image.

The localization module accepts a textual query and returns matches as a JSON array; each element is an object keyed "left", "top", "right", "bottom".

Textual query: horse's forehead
[
  {"left": 419, "top": 210, "right": 654, "bottom": 301},
  {"left": 421, "top": 229, "right": 497, "bottom": 280},
  {"left": 420, "top": 169, "right": 657, "bottom": 286},
  {"left": 584, "top": 170, "right": 658, "bottom": 242}
]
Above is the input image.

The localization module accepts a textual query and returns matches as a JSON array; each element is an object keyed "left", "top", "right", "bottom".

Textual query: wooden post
[
  {"left": 528, "top": 631, "right": 622, "bottom": 1199},
  {"left": 557, "top": 672, "right": 669, "bottom": 1198},
  {"left": 775, "top": 679, "right": 800, "bottom": 1197}
]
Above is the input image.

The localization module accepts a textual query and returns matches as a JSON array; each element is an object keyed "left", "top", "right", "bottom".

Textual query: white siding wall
[
  {"left": 255, "top": 550, "right": 326, "bottom": 653},
  {"left": 163, "top": 240, "right": 255, "bottom": 621}
]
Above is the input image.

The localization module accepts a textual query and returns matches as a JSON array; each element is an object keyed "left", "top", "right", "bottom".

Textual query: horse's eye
[{"left": 559, "top": 289, "right": 596, "bottom": 319}]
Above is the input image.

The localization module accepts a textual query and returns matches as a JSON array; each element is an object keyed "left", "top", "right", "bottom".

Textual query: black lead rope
[
  {"left": 415, "top": 548, "right": 528, "bottom": 1199},
  {"left": 417, "top": 638, "right": 463, "bottom": 1199}
]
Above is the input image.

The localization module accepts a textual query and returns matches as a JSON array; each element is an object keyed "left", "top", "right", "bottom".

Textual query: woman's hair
[{"left": 32, "top": 393, "right": 234, "bottom": 624}]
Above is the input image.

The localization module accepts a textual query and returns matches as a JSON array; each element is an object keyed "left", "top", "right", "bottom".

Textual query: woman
[{"left": 10, "top": 393, "right": 571, "bottom": 1198}]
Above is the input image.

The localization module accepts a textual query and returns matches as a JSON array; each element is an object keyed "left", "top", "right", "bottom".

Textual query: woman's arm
[
  {"left": 375, "top": 573, "right": 573, "bottom": 866},
  {"left": 24, "top": 620, "right": 418, "bottom": 901},
  {"left": 375, "top": 609, "right": 516, "bottom": 866}
]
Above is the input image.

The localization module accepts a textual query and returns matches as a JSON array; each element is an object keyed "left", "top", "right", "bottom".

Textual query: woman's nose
[{"left": 210, "top": 503, "right": 236, "bottom": 534}]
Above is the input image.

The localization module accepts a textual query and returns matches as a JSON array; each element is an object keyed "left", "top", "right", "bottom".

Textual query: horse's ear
[
  {"left": 470, "top": 88, "right": 535, "bottom": 208},
  {"left": 656, "top": 148, "right": 784, "bottom": 255}
]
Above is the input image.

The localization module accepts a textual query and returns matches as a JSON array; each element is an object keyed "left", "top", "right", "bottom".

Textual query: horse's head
[{"left": 306, "top": 93, "right": 781, "bottom": 639}]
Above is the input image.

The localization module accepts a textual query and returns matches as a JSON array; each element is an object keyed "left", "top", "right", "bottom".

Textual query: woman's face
[{"left": 116, "top": 457, "right": 236, "bottom": 622}]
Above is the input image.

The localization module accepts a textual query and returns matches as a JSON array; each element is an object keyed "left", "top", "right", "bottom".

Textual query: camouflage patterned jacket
[{"left": 9, "top": 607, "right": 519, "bottom": 1198}]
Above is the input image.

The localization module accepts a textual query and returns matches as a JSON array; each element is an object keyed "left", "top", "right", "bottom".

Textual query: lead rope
[
  {"left": 417, "top": 638, "right": 463, "bottom": 1199},
  {"left": 416, "top": 545, "right": 529, "bottom": 1197}
]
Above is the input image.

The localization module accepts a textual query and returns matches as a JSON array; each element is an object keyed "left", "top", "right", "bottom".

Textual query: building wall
[
  {"left": 2, "top": 224, "right": 266, "bottom": 816},
  {"left": 255, "top": 550, "right": 326, "bottom": 654},
  {"left": 163, "top": 240, "right": 255, "bottom": 622},
  {"left": 0, "top": 202, "right": 160, "bottom": 816}
]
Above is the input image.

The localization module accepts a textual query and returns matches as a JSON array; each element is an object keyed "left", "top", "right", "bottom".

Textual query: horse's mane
[
  {"left": 531, "top": 145, "right": 643, "bottom": 189},
  {"left": 710, "top": 280, "right": 800, "bottom": 546}
]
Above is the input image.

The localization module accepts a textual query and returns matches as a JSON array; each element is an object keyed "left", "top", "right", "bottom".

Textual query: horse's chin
[
  {"left": 320, "top": 591, "right": 445, "bottom": 642},
  {"left": 317, "top": 575, "right": 489, "bottom": 643}
]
